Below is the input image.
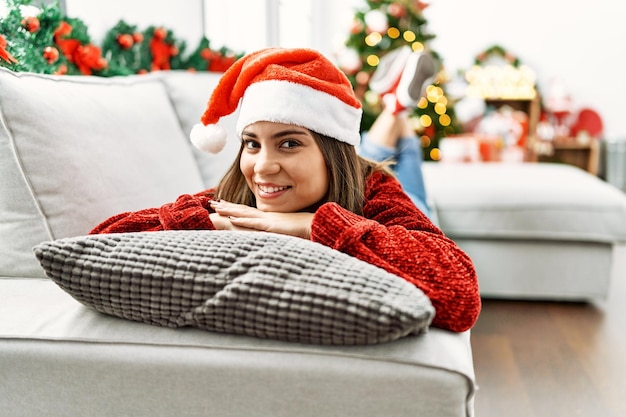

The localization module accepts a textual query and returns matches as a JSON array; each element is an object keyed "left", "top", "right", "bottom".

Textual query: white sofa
[
  {"left": 0, "top": 68, "right": 477, "bottom": 417},
  {"left": 423, "top": 161, "right": 626, "bottom": 300}
]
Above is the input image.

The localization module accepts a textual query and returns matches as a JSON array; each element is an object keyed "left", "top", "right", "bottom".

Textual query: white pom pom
[{"left": 190, "top": 123, "right": 228, "bottom": 154}]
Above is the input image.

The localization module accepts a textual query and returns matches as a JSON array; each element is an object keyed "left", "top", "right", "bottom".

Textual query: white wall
[{"left": 65, "top": 0, "right": 204, "bottom": 48}]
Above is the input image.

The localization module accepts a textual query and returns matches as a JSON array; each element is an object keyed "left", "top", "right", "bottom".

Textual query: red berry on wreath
[
  {"left": 153, "top": 27, "right": 167, "bottom": 40},
  {"left": 200, "top": 48, "right": 213, "bottom": 60},
  {"left": 43, "top": 46, "right": 59, "bottom": 64},
  {"left": 54, "top": 63, "right": 67, "bottom": 75},
  {"left": 117, "top": 34, "right": 134, "bottom": 49},
  {"left": 21, "top": 16, "right": 40, "bottom": 33}
]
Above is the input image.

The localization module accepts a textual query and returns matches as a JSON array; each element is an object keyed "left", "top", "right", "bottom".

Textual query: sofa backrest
[
  {"left": 0, "top": 68, "right": 236, "bottom": 278},
  {"left": 158, "top": 70, "right": 241, "bottom": 188}
]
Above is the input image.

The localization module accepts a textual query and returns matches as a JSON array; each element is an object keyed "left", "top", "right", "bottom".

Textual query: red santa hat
[{"left": 190, "top": 47, "right": 363, "bottom": 154}]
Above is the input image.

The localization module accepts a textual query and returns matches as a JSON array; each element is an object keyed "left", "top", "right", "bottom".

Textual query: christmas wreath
[{"left": 474, "top": 44, "right": 520, "bottom": 67}]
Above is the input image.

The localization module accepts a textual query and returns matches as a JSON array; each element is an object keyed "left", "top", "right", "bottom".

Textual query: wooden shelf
[
  {"left": 536, "top": 138, "right": 600, "bottom": 175},
  {"left": 486, "top": 96, "right": 601, "bottom": 175},
  {"left": 459, "top": 96, "right": 600, "bottom": 174}
]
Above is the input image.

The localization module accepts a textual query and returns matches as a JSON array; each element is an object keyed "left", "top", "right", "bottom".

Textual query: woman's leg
[
  {"left": 359, "top": 49, "right": 436, "bottom": 218},
  {"left": 359, "top": 111, "right": 431, "bottom": 217}
]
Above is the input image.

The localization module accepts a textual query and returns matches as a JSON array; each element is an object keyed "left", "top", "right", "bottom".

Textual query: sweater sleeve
[
  {"left": 89, "top": 191, "right": 216, "bottom": 234},
  {"left": 310, "top": 171, "right": 481, "bottom": 333}
]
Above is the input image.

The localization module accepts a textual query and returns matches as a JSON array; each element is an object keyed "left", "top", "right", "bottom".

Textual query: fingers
[
  {"left": 210, "top": 201, "right": 265, "bottom": 232},
  {"left": 211, "top": 200, "right": 272, "bottom": 232},
  {"left": 227, "top": 216, "right": 269, "bottom": 232},
  {"left": 209, "top": 212, "right": 231, "bottom": 230},
  {"left": 209, "top": 200, "right": 312, "bottom": 238},
  {"left": 209, "top": 212, "right": 258, "bottom": 232},
  {"left": 210, "top": 200, "right": 262, "bottom": 218}
]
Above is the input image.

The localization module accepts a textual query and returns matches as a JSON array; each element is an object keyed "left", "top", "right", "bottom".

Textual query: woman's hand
[
  {"left": 209, "top": 212, "right": 256, "bottom": 232},
  {"left": 209, "top": 200, "right": 314, "bottom": 239}
]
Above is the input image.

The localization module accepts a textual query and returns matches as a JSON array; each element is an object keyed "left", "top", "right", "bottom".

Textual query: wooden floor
[{"left": 471, "top": 245, "right": 626, "bottom": 417}]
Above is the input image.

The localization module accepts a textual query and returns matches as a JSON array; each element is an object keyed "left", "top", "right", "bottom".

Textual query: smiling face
[{"left": 239, "top": 121, "right": 329, "bottom": 213}]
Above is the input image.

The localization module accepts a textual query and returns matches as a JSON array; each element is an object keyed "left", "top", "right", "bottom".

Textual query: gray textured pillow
[{"left": 33, "top": 230, "right": 435, "bottom": 345}]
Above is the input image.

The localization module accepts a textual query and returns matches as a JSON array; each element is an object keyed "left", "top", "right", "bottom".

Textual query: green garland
[{"left": 0, "top": 0, "right": 243, "bottom": 76}]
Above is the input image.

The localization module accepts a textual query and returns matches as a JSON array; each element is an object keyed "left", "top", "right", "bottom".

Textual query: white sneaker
[
  {"left": 369, "top": 46, "right": 413, "bottom": 95},
  {"left": 370, "top": 48, "right": 437, "bottom": 113},
  {"left": 396, "top": 51, "right": 437, "bottom": 107}
]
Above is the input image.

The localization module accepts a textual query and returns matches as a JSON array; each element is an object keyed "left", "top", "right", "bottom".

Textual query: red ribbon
[
  {"left": 0, "top": 34, "right": 18, "bottom": 64},
  {"left": 53, "top": 21, "right": 107, "bottom": 74}
]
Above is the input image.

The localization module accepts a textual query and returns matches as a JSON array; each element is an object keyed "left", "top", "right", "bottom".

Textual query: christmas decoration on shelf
[
  {"left": 337, "top": 0, "right": 460, "bottom": 161},
  {"left": 536, "top": 77, "right": 604, "bottom": 152},
  {"left": 447, "top": 44, "right": 540, "bottom": 163},
  {"left": 474, "top": 44, "right": 520, "bottom": 67},
  {"left": 466, "top": 44, "right": 537, "bottom": 100},
  {"left": 0, "top": 0, "right": 242, "bottom": 76}
]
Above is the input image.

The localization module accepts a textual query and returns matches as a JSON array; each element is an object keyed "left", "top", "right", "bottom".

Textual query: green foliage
[
  {"left": 0, "top": 0, "right": 66, "bottom": 74},
  {"left": 184, "top": 36, "right": 212, "bottom": 71},
  {"left": 101, "top": 20, "right": 142, "bottom": 75},
  {"left": 184, "top": 37, "right": 243, "bottom": 72},
  {"left": 0, "top": 0, "right": 242, "bottom": 76}
]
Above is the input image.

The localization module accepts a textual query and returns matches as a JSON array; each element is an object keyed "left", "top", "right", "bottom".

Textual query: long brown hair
[{"left": 214, "top": 130, "right": 392, "bottom": 215}]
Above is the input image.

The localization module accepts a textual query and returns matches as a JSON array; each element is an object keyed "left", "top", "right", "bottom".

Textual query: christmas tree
[{"left": 337, "top": 0, "right": 459, "bottom": 160}]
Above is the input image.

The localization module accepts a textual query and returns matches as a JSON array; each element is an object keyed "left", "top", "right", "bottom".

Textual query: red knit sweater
[{"left": 90, "top": 171, "right": 481, "bottom": 332}]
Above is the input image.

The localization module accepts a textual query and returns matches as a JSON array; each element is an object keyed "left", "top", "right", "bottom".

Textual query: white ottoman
[{"left": 423, "top": 162, "right": 626, "bottom": 300}]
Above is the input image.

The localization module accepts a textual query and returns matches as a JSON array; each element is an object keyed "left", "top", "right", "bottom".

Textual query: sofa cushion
[
  {"left": 0, "top": 277, "right": 475, "bottom": 417},
  {"left": 423, "top": 162, "right": 626, "bottom": 243},
  {"left": 159, "top": 70, "right": 241, "bottom": 188},
  {"left": 0, "top": 68, "right": 205, "bottom": 278},
  {"left": 33, "top": 230, "right": 435, "bottom": 345}
]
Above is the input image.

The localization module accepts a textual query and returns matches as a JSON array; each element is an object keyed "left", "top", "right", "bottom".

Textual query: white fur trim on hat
[
  {"left": 190, "top": 123, "right": 228, "bottom": 154},
  {"left": 236, "top": 80, "right": 362, "bottom": 146}
]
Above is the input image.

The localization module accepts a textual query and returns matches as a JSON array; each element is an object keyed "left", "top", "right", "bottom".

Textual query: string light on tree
[{"left": 338, "top": 0, "right": 460, "bottom": 161}]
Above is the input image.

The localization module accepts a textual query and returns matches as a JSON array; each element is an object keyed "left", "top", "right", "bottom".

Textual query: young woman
[{"left": 90, "top": 47, "right": 481, "bottom": 333}]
